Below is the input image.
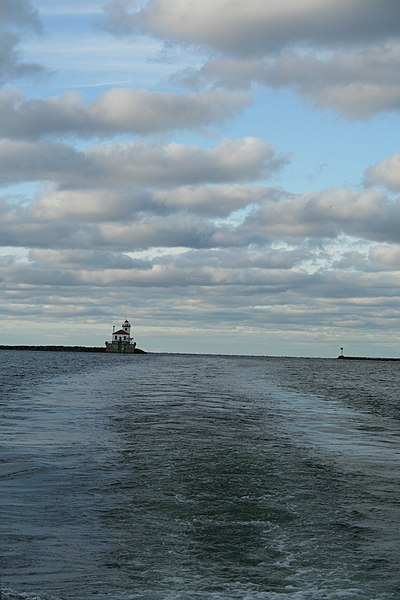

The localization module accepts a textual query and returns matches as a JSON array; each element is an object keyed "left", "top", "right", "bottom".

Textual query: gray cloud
[
  {"left": 96, "top": 215, "right": 220, "bottom": 250},
  {"left": 0, "top": 31, "right": 46, "bottom": 84},
  {"left": 4, "top": 247, "right": 398, "bottom": 303},
  {"left": 0, "top": 139, "right": 93, "bottom": 186},
  {"left": 368, "top": 244, "right": 400, "bottom": 269},
  {"left": 98, "top": 0, "right": 138, "bottom": 36},
  {"left": 0, "top": 0, "right": 41, "bottom": 31},
  {"left": 30, "top": 248, "right": 151, "bottom": 270},
  {"left": 87, "top": 137, "right": 283, "bottom": 187},
  {"left": 151, "top": 184, "right": 275, "bottom": 216},
  {"left": 2, "top": 178, "right": 400, "bottom": 261},
  {"left": 104, "top": 0, "right": 400, "bottom": 119},
  {"left": 31, "top": 184, "right": 272, "bottom": 223},
  {"left": 178, "top": 43, "right": 400, "bottom": 119},
  {"left": 2, "top": 231, "right": 399, "bottom": 353},
  {"left": 364, "top": 152, "right": 400, "bottom": 191},
  {"left": 123, "top": 0, "right": 400, "bottom": 55},
  {"left": 244, "top": 188, "right": 400, "bottom": 243},
  {"left": 30, "top": 187, "right": 153, "bottom": 222},
  {"left": 0, "top": 1, "right": 45, "bottom": 84},
  {"left": 0, "top": 137, "right": 281, "bottom": 188},
  {"left": 0, "top": 195, "right": 233, "bottom": 252},
  {"left": 0, "top": 88, "right": 250, "bottom": 139}
]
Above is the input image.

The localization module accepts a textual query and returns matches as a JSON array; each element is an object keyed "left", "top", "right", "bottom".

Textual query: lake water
[{"left": 1, "top": 350, "right": 400, "bottom": 599}]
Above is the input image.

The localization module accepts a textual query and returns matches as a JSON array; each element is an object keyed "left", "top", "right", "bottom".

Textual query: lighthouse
[
  {"left": 111, "top": 319, "right": 132, "bottom": 343},
  {"left": 105, "top": 319, "right": 136, "bottom": 353}
]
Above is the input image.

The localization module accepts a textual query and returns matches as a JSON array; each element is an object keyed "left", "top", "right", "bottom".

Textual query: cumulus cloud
[
  {"left": 187, "top": 43, "right": 400, "bottom": 119},
  {"left": 3, "top": 181, "right": 400, "bottom": 261},
  {"left": 5, "top": 247, "right": 398, "bottom": 308},
  {"left": 31, "top": 184, "right": 271, "bottom": 222},
  {"left": 101, "top": 0, "right": 400, "bottom": 119},
  {"left": 131, "top": 0, "right": 400, "bottom": 55},
  {"left": 0, "top": 137, "right": 282, "bottom": 188},
  {"left": 0, "top": 88, "right": 250, "bottom": 139},
  {"left": 30, "top": 248, "right": 151, "bottom": 270},
  {"left": 0, "top": 139, "right": 92, "bottom": 186},
  {"left": 30, "top": 187, "right": 152, "bottom": 222},
  {"left": 151, "top": 184, "right": 273, "bottom": 216},
  {"left": 243, "top": 188, "right": 400, "bottom": 243},
  {"left": 87, "top": 137, "right": 282, "bottom": 187},
  {"left": 364, "top": 152, "right": 400, "bottom": 191},
  {"left": 368, "top": 244, "right": 400, "bottom": 269},
  {"left": 97, "top": 214, "right": 220, "bottom": 250}
]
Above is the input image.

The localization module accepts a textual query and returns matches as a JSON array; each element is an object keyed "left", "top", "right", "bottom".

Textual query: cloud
[
  {"left": 1, "top": 201, "right": 246, "bottom": 253},
  {"left": 30, "top": 187, "right": 152, "bottom": 222},
  {"left": 0, "top": 139, "right": 92, "bottom": 185},
  {"left": 171, "top": 246, "right": 310, "bottom": 271},
  {"left": 0, "top": 1, "right": 45, "bottom": 84},
  {"left": 151, "top": 184, "right": 273, "bottom": 216},
  {"left": 104, "top": 0, "right": 400, "bottom": 119},
  {"left": 0, "top": 88, "right": 250, "bottom": 139},
  {"left": 87, "top": 137, "right": 283, "bottom": 187},
  {"left": 364, "top": 152, "right": 400, "bottom": 191},
  {"left": 31, "top": 184, "right": 272, "bottom": 222},
  {"left": 0, "top": 31, "right": 46, "bottom": 84},
  {"left": 131, "top": 0, "right": 400, "bottom": 55},
  {"left": 0, "top": 0, "right": 41, "bottom": 31},
  {"left": 243, "top": 188, "right": 400, "bottom": 243},
  {"left": 0, "top": 137, "right": 281, "bottom": 188},
  {"left": 4, "top": 244, "right": 398, "bottom": 306},
  {"left": 98, "top": 0, "right": 138, "bottom": 36},
  {"left": 0, "top": 196, "right": 94, "bottom": 249},
  {"left": 97, "top": 215, "right": 220, "bottom": 250},
  {"left": 3, "top": 182, "right": 400, "bottom": 261},
  {"left": 368, "top": 244, "right": 400, "bottom": 269},
  {"left": 30, "top": 248, "right": 151, "bottom": 270},
  {"left": 0, "top": 195, "right": 240, "bottom": 252},
  {"left": 186, "top": 43, "right": 400, "bottom": 119}
]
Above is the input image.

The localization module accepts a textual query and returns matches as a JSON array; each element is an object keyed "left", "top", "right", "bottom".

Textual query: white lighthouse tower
[{"left": 122, "top": 319, "right": 131, "bottom": 336}]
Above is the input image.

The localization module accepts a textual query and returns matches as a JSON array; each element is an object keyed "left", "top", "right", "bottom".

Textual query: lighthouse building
[{"left": 105, "top": 319, "right": 137, "bottom": 353}]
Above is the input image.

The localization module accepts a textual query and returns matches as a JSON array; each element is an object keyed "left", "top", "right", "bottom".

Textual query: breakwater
[
  {"left": 338, "top": 355, "right": 400, "bottom": 361},
  {"left": 0, "top": 345, "right": 146, "bottom": 353}
]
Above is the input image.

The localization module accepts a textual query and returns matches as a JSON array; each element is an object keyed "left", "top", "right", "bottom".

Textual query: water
[{"left": 1, "top": 351, "right": 400, "bottom": 599}]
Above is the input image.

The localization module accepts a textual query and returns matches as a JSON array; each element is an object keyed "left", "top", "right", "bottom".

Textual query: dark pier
[
  {"left": 337, "top": 355, "right": 400, "bottom": 361},
  {"left": 0, "top": 345, "right": 146, "bottom": 353}
]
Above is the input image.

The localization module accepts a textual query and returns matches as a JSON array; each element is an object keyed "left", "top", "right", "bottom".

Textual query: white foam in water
[
  {"left": 263, "top": 377, "right": 400, "bottom": 594},
  {"left": 2, "top": 590, "right": 61, "bottom": 600},
  {"left": 274, "top": 384, "right": 400, "bottom": 474}
]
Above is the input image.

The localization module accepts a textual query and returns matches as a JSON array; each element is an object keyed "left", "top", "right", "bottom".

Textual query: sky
[{"left": 1, "top": 0, "right": 400, "bottom": 357}]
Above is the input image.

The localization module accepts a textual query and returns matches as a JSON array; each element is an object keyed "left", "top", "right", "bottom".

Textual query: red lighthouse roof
[{"left": 113, "top": 329, "right": 130, "bottom": 335}]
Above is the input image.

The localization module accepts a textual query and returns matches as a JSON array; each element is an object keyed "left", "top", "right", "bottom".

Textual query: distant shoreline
[
  {"left": 337, "top": 355, "right": 400, "bottom": 361},
  {"left": 0, "top": 345, "right": 146, "bottom": 354}
]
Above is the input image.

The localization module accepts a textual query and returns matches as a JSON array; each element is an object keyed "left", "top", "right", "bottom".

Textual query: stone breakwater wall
[
  {"left": 337, "top": 355, "right": 400, "bottom": 361},
  {"left": 0, "top": 345, "right": 146, "bottom": 353}
]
